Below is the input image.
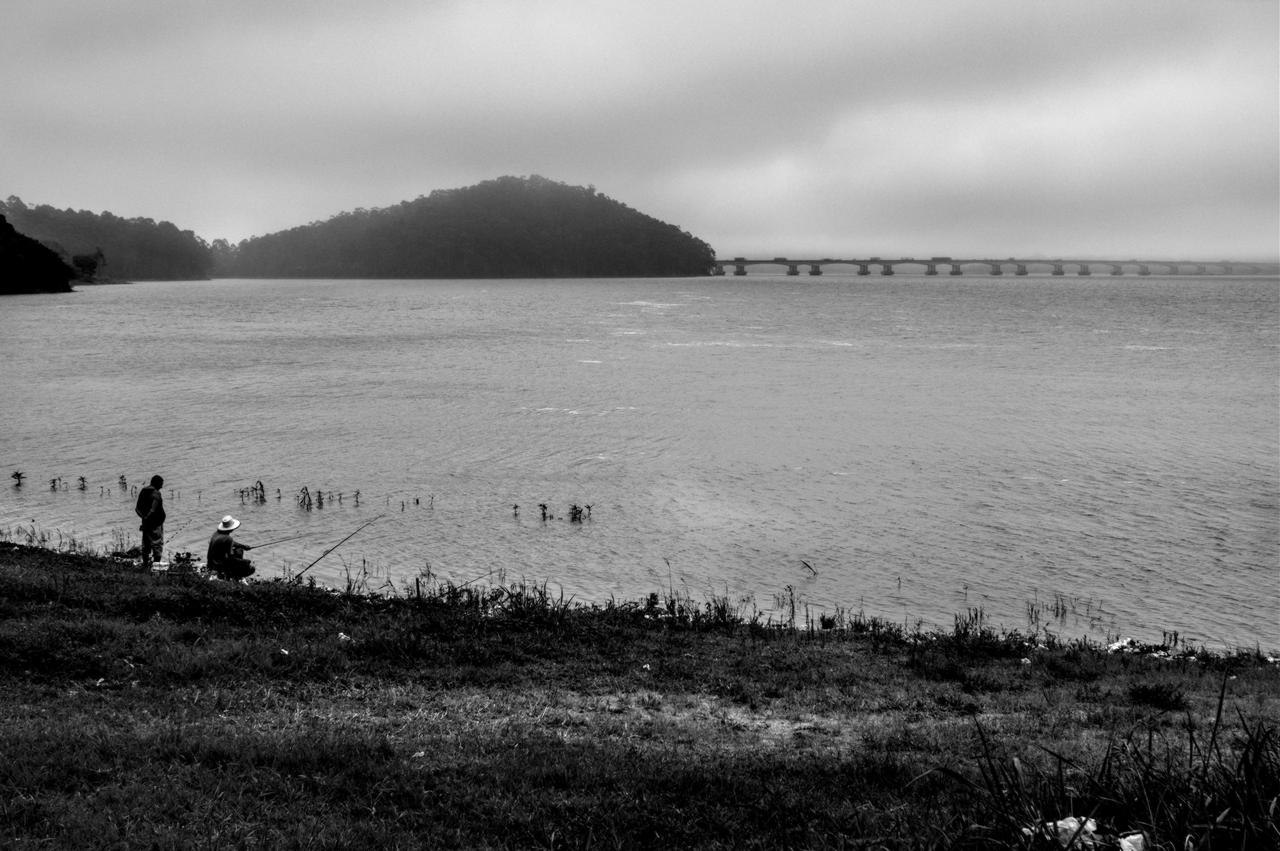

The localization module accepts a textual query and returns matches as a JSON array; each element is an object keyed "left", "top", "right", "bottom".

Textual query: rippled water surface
[{"left": 2, "top": 275, "right": 1277, "bottom": 650}]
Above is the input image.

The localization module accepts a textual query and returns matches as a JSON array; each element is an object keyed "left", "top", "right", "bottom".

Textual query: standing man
[{"left": 135, "top": 475, "right": 166, "bottom": 569}]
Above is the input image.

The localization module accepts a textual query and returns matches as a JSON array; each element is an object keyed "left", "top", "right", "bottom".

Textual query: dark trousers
[
  {"left": 140, "top": 525, "right": 163, "bottom": 566},
  {"left": 213, "top": 558, "right": 254, "bottom": 581}
]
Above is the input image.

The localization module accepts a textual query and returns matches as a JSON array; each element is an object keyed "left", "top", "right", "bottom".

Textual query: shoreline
[
  {"left": 4, "top": 517, "right": 1277, "bottom": 658},
  {"left": 2, "top": 541, "right": 1277, "bottom": 848}
]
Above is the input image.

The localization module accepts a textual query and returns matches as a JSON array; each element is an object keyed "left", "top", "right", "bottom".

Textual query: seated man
[{"left": 207, "top": 515, "right": 254, "bottom": 580}]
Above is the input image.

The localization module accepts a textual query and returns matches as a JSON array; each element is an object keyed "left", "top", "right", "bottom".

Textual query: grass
[{"left": 0, "top": 541, "right": 1277, "bottom": 849}]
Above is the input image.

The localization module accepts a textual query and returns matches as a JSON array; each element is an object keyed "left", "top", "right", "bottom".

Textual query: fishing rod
[
  {"left": 292, "top": 515, "right": 384, "bottom": 581},
  {"left": 244, "top": 532, "right": 316, "bottom": 550}
]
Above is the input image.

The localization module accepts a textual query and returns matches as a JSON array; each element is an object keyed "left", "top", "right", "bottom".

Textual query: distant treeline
[
  {"left": 218, "top": 176, "right": 715, "bottom": 278},
  {"left": 3, "top": 177, "right": 715, "bottom": 283},
  {"left": 1, "top": 197, "right": 213, "bottom": 281}
]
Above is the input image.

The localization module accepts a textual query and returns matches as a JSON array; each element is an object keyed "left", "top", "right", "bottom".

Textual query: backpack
[{"left": 136, "top": 486, "right": 154, "bottom": 519}]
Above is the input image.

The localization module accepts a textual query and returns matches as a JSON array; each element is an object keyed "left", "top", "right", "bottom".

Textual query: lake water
[{"left": 2, "top": 275, "right": 1277, "bottom": 652}]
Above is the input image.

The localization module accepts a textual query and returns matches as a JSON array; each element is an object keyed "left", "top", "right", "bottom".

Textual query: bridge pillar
[
  {"left": 856, "top": 264, "right": 870, "bottom": 276},
  {"left": 1052, "top": 263, "right": 1065, "bottom": 276},
  {"left": 949, "top": 263, "right": 963, "bottom": 276},
  {"left": 1193, "top": 265, "right": 1206, "bottom": 275},
  {"left": 787, "top": 264, "right": 800, "bottom": 276},
  {"left": 1078, "top": 264, "right": 1091, "bottom": 276},
  {"left": 1138, "top": 265, "right": 1150, "bottom": 276},
  {"left": 881, "top": 263, "right": 895, "bottom": 276},
  {"left": 1015, "top": 264, "right": 1028, "bottom": 276},
  {"left": 925, "top": 263, "right": 938, "bottom": 276},
  {"left": 990, "top": 263, "right": 1003, "bottom": 276},
  {"left": 711, "top": 263, "right": 725, "bottom": 276},
  {"left": 1164, "top": 264, "right": 1179, "bottom": 275},
  {"left": 1110, "top": 265, "right": 1123, "bottom": 275},
  {"left": 734, "top": 264, "right": 747, "bottom": 276},
  {"left": 808, "top": 264, "right": 822, "bottom": 276}
]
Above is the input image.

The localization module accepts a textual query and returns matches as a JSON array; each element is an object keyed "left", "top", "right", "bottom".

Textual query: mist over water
[{"left": 2, "top": 275, "right": 1277, "bottom": 651}]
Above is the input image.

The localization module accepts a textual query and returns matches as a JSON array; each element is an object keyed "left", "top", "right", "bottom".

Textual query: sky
[{"left": 2, "top": 0, "right": 1277, "bottom": 260}]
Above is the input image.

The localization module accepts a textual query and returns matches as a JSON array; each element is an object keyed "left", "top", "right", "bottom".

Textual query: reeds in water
[{"left": 236, "top": 480, "right": 267, "bottom": 505}]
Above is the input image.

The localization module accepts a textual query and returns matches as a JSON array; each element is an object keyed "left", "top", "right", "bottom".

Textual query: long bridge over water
[{"left": 713, "top": 257, "right": 1280, "bottom": 277}]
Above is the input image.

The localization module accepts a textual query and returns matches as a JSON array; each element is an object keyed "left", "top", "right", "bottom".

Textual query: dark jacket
[
  {"left": 207, "top": 531, "right": 241, "bottom": 567},
  {"left": 136, "top": 486, "right": 166, "bottom": 530}
]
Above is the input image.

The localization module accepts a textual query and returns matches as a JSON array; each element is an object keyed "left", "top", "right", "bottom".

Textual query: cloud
[{"left": 1, "top": 0, "right": 1275, "bottom": 257}]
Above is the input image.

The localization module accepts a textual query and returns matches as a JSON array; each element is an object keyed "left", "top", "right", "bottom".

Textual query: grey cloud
[{"left": 1, "top": 0, "right": 1274, "bottom": 257}]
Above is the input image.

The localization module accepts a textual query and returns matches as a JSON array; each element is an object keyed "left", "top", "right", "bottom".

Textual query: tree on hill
[
  {"left": 221, "top": 176, "right": 715, "bottom": 278},
  {"left": 0, "top": 197, "right": 213, "bottom": 281},
  {"left": 0, "top": 214, "right": 75, "bottom": 294}
]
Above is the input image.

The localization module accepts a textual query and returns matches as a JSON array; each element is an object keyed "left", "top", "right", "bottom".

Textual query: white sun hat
[{"left": 217, "top": 515, "right": 241, "bottom": 532}]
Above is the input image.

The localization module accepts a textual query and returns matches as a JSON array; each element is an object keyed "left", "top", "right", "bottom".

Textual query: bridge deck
[{"left": 711, "top": 258, "right": 1278, "bottom": 276}]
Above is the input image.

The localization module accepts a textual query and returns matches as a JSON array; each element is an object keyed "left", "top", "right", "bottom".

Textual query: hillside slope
[
  {"left": 0, "top": 213, "right": 74, "bottom": 294},
  {"left": 222, "top": 176, "right": 715, "bottom": 278},
  {"left": 0, "top": 197, "right": 212, "bottom": 281}
]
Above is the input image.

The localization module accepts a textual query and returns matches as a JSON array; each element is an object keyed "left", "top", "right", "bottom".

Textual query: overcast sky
[{"left": 3, "top": 0, "right": 1277, "bottom": 260}]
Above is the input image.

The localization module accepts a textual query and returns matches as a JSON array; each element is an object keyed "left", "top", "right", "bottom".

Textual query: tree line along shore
[
  {"left": 1, "top": 541, "right": 1276, "bottom": 849},
  {"left": 1, "top": 176, "right": 715, "bottom": 292}
]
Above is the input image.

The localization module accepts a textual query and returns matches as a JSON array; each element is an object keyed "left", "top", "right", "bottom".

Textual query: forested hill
[
  {"left": 0, "top": 214, "right": 74, "bottom": 294},
  {"left": 221, "top": 176, "right": 716, "bottom": 278},
  {"left": 0, "top": 197, "right": 213, "bottom": 281}
]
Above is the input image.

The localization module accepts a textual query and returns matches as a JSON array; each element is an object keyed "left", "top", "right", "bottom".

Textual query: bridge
[{"left": 712, "top": 258, "right": 1280, "bottom": 277}]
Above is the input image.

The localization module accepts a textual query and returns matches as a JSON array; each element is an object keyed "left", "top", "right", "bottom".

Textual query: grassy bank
[{"left": 1, "top": 542, "right": 1276, "bottom": 849}]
